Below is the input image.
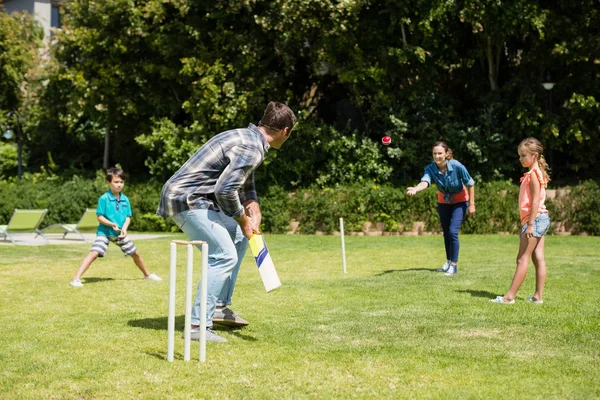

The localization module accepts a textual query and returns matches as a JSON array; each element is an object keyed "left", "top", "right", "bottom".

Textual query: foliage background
[
  {"left": 0, "top": 1, "right": 598, "bottom": 189},
  {"left": 1, "top": 176, "right": 599, "bottom": 236}
]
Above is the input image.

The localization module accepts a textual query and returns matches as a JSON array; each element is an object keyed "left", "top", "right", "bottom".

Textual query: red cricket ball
[{"left": 382, "top": 136, "right": 391, "bottom": 145}]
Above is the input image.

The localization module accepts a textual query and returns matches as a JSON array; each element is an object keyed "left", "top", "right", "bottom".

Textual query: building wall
[
  {"left": 3, "top": 0, "right": 59, "bottom": 39},
  {"left": 3, "top": 0, "right": 35, "bottom": 15}
]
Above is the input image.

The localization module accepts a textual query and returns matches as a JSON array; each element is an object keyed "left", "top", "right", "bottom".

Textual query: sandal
[
  {"left": 526, "top": 296, "right": 543, "bottom": 304},
  {"left": 489, "top": 296, "right": 515, "bottom": 304}
]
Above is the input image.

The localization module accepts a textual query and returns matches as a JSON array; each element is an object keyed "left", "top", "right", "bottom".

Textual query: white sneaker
[
  {"left": 186, "top": 327, "right": 228, "bottom": 343},
  {"left": 489, "top": 296, "right": 515, "bottom": 304},
  {"left": 144, "top": 273, "right": 162, "bottom": 281},
  {"left": 445, "top": 264, "right": 457, "bottom": 275},
  {"left": 526, "top": 296, "right": 543, "bottom": 304},
  {"left": 70, "top": 279, "right": 84, "bottom": 287},
  {"left": 437, "top": 262, "right": 450, "bottom": 272}
]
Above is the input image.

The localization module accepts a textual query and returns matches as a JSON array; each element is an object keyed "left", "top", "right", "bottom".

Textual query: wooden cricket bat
[{"left": 248, "top": 234, "right": 281, "bottom": 292}]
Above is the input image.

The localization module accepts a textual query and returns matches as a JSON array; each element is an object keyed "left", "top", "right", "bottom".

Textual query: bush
[
  {"left": 461, "top": 181, "right": 519, "bottom": 234},
  {"left": 1, "top": 177, "right": 599, "bottom": 236},
  {"left": 567, "top": 180, "right": 600, "bottom": 235},
  {"left": 0, "top": 173, "right": 176, "bottom": 232}
]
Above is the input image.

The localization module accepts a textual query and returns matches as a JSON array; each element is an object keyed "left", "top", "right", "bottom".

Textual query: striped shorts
[{"left": 90, "top": 235, "right": 137, "bottom": 257}]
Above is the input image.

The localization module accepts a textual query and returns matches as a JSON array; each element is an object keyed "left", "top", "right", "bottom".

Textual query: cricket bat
[{"left": 248, "top": 234, "right": 281, "bottom": 292}]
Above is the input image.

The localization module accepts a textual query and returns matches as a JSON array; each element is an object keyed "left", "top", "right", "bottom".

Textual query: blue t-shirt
[
  {"left": 96, "top": 190, "right": 132, "bottom": 237},
  {"left": 421, "top": 159, "right": 475, "bottom": 195}
]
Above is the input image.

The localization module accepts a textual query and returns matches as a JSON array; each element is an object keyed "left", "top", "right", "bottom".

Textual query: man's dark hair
[
  {"left": 106, "top": 167, "right": 126, "bottom": 182},
  {"left": 258, "top": 101, "right": 297, "bottom": 131}
]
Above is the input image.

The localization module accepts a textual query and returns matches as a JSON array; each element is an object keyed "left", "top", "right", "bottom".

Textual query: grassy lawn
[{"left": 1, "top": 234, "right": 599, "bottom": 399}]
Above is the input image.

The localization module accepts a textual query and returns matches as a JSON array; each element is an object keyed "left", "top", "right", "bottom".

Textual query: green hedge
[
  {"left": 0, "top": 172, "right": 178, "bottom": 233},
  {"left": 1, "top": 175, "right": 599, "bottom": 235}
]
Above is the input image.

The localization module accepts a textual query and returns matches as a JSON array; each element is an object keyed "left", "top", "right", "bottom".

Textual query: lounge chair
[
  {"left": 41, "top": 208, "right": 98, "bottom": 241},
  {"left": 0, "top": 209, "right": 49, "bottom": 245}
]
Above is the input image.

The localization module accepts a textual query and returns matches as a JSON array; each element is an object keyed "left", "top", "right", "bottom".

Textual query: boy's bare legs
[
  {"left": 531, "top": 236, "right": 546, "bottom": 301},
  {"left": 72, "top": 251, "right": 100, "bottom": 281},
  {"left": 503, "top": 235, "right": 541, "bottom": 302},
  {"left": 131, "top": 251, "right": 151, "bottom": 277}
]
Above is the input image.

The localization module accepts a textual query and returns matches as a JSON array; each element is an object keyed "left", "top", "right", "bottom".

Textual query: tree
[
  {"left": 0, "top": 9, "right": 44, "bottom": 179},
  {"left": 47, "top": 0, "right": 194, "bottom": 173},
  {"left": 22, "top": 0, "right": 600, "bottom": 185},
  {"left": 0, "top": 9, "right": 44, "bottom": 110}
]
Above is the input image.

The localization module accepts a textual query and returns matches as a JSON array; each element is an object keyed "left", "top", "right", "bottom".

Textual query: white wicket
[
  {"left": 340, "top": 218, "right": 347, "bottom": 274},
  {"left": 167, "top": 240, "right": 208, "bottom": 363}
]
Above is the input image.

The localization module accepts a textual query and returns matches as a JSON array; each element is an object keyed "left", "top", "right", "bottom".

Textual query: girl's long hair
[{"left": 518, "top": 137, "right": 551, "bottom": 184}]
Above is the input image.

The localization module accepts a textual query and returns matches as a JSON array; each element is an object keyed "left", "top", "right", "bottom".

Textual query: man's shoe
[
  {"left": 70, "top": 279, "right": 84, "bottom": 287},
  {"left": 436, "top": 262, "right": 450, "bottom": 272},
  {"left": 212, "top": 307, "right": 249, "bottom": 327},
  {"left": 444, "top": 264, "right": 457, "bottom": 275},
  {"left": 185, "top": 327, "right": 227, "bottom": 343}
]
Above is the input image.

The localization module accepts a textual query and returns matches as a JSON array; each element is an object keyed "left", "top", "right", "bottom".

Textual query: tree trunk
[
  {"left": 103, "top": 123, "right": 110, "bottom": 170},
  {"left": 486, "top": 36, "right": 498, "bottom": 91},
  {"left": 401, "top": 23, "right": 407, "bottom": 45}
]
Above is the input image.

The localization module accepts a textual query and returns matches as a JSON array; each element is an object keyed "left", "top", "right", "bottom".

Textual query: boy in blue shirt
[{"left": 70, "top": 168, "right": 162, "bottom": 287}]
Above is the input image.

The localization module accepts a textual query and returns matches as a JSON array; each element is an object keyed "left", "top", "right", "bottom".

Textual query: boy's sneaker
[
  {"left": 212, "top": 307, "right": 249, "bottom": 327},
  {"left": 144, "top": 273, "right": 162, "bottom": 281},
  {"left": 70, "top": 279, "right": 84, "bottom": 287},
  {"left": 444, "top": 264, "right": 457, "bottom": 275},
  {"left": 437, "top": 262, "right": 450, "bottom": 272},
  {"left": 185, "top": 327, "right": 227, "bottom": 343}
]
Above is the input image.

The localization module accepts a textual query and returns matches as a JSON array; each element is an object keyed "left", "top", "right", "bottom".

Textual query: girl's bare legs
[
  {"left": 530, "top": 236, "right": 546, "bottom": 301},
  {"left": 503, "top": 234, "right": 542, "bottom": 301}
]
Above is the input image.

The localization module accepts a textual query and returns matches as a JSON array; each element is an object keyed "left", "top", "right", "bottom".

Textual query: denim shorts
[{"left": 521, "top": 213, "right": 550, "bottom": 237}]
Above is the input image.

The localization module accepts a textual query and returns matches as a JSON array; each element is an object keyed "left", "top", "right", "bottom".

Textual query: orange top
[
  {"left": 519, "top": 168, "right": 548, "bottom": 225},
  {"left": 437, "top": 186, "right": 469, "bottom": 204}
]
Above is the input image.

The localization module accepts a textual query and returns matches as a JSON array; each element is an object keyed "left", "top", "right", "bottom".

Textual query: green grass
[{"left": 1, "top": 234, "right": 599, "bottom": 399}]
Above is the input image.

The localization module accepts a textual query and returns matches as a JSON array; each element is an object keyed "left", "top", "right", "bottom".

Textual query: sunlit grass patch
[{"left": 0, "top": 234, "right": 599, "bottom": 399}]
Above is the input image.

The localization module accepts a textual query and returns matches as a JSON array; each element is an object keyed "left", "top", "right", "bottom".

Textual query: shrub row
[
  {"left": 1, "top": 175, "right": 599, "bottom": 236},
  {"left": 0, "top": 172, "right": 178, "bottom": 234}
]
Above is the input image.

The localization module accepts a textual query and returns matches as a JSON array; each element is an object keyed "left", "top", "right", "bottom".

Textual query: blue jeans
[
  {"left": 172, "top": 209, "right": 248, "bottom": 328},
  {"left": 437, "top": 202, "right": 468, "bottom": 264}
]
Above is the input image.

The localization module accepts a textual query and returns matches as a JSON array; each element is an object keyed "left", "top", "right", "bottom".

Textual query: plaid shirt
[{"left": 156, "top": 124, "right": 269, "bottom": 218}]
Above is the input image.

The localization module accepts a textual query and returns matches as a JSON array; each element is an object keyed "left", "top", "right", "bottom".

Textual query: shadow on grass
[
  {"left": 375, "top": 268, "right": 436, "bottom": 276},
  {"left": 128, "top": 317, "right": 258, "bottom": 341},
  {"left": 456, "top": 289, "right": 497, "bottom": 298},
  {"left": 144, "top": 351, "right": 209, "bottom": 362},
  {"left": 82, "top": 277, "right": 115, "bottom": 284},
  {"left": 146, "top": 351, "right": 170, "bottom": 361},
  {"left": 129, "top": 315, "right": 183, "bottom": 331},
  {"left": 215, "top": 327, "right": 258, "bottom": 342}
]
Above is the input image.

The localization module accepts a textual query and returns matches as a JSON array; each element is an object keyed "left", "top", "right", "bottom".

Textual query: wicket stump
[{"left": 167, "top": 240, "right": 208, "bottom": 362}]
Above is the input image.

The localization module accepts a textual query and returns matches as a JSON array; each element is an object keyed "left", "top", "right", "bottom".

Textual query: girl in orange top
[{"left": 491, "top": 138, "right": 550, "bottom": 304}]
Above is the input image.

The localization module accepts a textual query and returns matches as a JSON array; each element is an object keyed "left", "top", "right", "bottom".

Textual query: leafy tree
[
  {"left": 40, "top": 0, "right": 195, "bottom": 175},
  {"left": 0, "top": 9, "right": 44, "bottom": 179},
  {"left": 15, "top": 0, "right": 600, "bottom": 186},
  {"left": 0, "top": 9, "right": 43, "bottom": 110}
]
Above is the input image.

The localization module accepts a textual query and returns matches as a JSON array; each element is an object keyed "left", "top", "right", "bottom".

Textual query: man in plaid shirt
[{"left": 157, "top": 101, "right": 296, "bottom": 343}]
